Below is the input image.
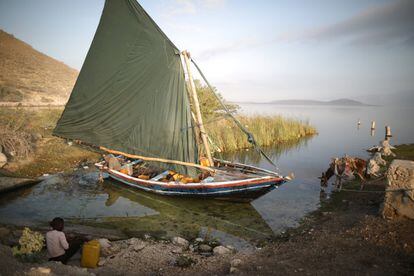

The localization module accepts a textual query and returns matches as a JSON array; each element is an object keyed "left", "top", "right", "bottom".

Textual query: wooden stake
[
  {"left": 182, "top": 50, "right": 214, "bottom": 167},
  {"left": 385, "top": 126, "right": 392, "bottom": 138},
  {"left": 100, "top": 146, "right": 215, "bottom": 173}
]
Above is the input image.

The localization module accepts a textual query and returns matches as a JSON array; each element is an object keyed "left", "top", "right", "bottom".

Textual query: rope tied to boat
[{"left": 190, "top": 58, "right": 280, "bottom": 172}]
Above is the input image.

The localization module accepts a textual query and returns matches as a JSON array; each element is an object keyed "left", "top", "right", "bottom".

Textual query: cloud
[
  {"left": 284, "top": 0, "right": 414, "bottom": 46},
  {"left": 199, "top": 0, "right": 414, "bottom": 59},
  {"left": 161, "top": 0, "right": 226, "bottom": 16}
]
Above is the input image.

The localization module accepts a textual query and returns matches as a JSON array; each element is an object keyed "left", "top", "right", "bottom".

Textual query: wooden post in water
[
  {"left": 182, "top": 50, "right": 214, "bottom": 167},
  {"left": 371, "top": 121, "right": 376, "bottom": 130},
  {"left": 385, "top": 126, "right": 392, "bottom": 140}
]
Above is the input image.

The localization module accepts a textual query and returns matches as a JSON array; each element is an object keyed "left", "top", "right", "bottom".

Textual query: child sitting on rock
[{"left": 46, "top": 217, "right": 83, "bottom": 264}]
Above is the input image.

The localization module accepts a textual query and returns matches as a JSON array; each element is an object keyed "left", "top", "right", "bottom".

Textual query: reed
[{"left": 205, "top": 115, "right": 317, "bottom": 152}]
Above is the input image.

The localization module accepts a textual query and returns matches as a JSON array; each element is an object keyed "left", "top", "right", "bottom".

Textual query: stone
[
  {"left": 172, "top": 248, "right": 183, "bottom": 254},
  {"left": 98, "top": 257, "right": 106, "bottom": 266},
  {"left": 98, "top": 238, "right": 111, "bottom": 248},
  {"left": 230, "top": 267, "right": 239, "bottom": 274},
  {"left": 128, "top": 238, "right": 146, "bottom": 251},
  {"left": 28, "top": 267, "right": 51, "bottom": 275},
  {"left": 230, "top": 258, "right": 243, "bottom": 267},
  {"left": 0, "top": 152, "right": 7, "bottom": 168},
  {"left": 213, "top": 245, "right": 231, "bottom": 255},
  {"left": 198, "top": 244, "right": 212, "bottom": 253},
  {"left": 175, "top": 255, "right": 195, "bottom": 267},
  {"left": 172, "top": 237, "right": 189, "bottom": 249},
  {"left": 195, "top": 237, "right": 204, "bottom": 243},
  {"left": 31, "top": 132, "right": 43, "bottom": 141},
  {"left": 381, "top": 160, "right": 414, "bottom": 220}
]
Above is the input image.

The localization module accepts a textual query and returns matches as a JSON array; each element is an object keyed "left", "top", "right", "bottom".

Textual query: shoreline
[{"left": 0, "top": 144, "right": 413, "bottom": 275}]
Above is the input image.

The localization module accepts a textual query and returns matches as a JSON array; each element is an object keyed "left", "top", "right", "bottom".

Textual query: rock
[
  {"left": 128, "top": 238, "right": 146, "bottom": 251},
  {"left": 172, "top": 237, "right": 189, "bottom": 249},
  {"left": 28, "top": 267, "right": 51, "bottom": 275},
  {"left": 381, "top": 159, "right": 414, "bottom": 219},
  {"left": 226, "top": 245, "right": 236, "bottom": 252},
  {"left": 31, "top": 132, "right": 43, "bottom": 141},
  {"left": 213, "top": 245, "right": 231, "bottom": 255},
  {"left": 0, "top": 177, "right": 39, "bottom": 194},
  {"left": 132, "top": 242, "right": 146, "bottom": 252},
  {"left": 198, "top": 244, "right": 212, "bottom": 253},
  {"left": 230, "top": 258, "right": 242, "bottom": 267},
  {"left": 98, "top": 257, "right": 106, "bottom": 266},
  {"left": 175, "top": 255, "right": 195, "bottom": 267},
  {"left": 172, "top": 248, "right": 183, "bottom": 254},
  {"left": 2, "top": 146, "right": 15, "bottom": 158},
  {"left": 195, "top": 237, "right": 204, "bottom": 243},
  {"left": 98, "top": 238, "right": 111, "bottom": 248},
  {"left": 230, "top": 267, "right": 239, "bottom": 274},
  {"left": 0, "top": 152, "right": 7, "bottom": 168}
]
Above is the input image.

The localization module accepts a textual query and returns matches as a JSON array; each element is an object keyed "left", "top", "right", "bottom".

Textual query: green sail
[{"left": 54, "top": 0, "right": 199, "bottom": 174}]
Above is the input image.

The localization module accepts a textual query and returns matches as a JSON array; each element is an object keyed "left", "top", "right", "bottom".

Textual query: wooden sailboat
[{"left": 54, "top": 0, "right": 287, "bottom": 201}]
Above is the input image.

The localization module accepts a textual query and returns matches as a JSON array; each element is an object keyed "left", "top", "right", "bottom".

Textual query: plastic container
[{"left": 81, "top": 240, "right": 100, "bottom": 268}]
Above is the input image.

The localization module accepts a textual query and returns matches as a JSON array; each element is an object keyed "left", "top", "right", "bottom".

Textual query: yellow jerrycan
[{"left": 81, "top": 240, "right": 100, "bottom": 268}]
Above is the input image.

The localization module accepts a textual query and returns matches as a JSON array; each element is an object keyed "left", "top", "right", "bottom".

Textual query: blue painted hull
[{"left": 98, "top": 163, "right": 286, "bottom": 202}]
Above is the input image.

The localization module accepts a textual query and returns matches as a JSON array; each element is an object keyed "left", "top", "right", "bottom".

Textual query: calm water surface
[{"left": 0, "top": 104, "right": 413, "bottom": 245}]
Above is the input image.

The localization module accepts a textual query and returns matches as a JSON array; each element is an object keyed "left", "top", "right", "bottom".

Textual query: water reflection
[
  {"left": 0, "top": 171, "right": 275, "bottom": 245},
  {"left": 221, "top": 136, "right": 313, "bottom": 165},
  {"left": 97, "top": 180, "right": 274, "bottom": 244}
]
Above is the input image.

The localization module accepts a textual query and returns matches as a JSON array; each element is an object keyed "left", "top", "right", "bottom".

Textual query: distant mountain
[
  {"left": 0, "top": 30, "right": 78, "bottom": 105},
  {"left": 267, "top": 98, "right": 370, "bottom": 106}
]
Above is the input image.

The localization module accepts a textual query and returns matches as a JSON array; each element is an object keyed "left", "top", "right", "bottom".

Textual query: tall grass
[{"left": 205, "top": 115, "right": 317, "bottom": 152}]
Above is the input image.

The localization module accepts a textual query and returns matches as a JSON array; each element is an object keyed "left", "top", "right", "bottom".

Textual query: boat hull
[{"left": 96, "top": 163, "right": 286, "bottom": 202}]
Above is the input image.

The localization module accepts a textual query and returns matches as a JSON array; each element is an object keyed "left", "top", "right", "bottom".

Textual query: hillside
[
  {"left": 0, "top": 30, "right": 78, "bottom": 105},
  {"left": 268, "top": 98, "right": 369, "bottom": 106}
]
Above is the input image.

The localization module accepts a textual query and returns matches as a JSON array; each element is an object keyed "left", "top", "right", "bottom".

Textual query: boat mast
[{"left": 182, "top": 50, "right": 214, "bottom": 167}]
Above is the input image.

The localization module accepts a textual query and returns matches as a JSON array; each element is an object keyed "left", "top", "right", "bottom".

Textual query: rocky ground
[
  {"left": 0, "top": 145, "right": 413, "bottom": 275},
  {"left": 1, "top": 175, "right": 413, "bottom": 275}
]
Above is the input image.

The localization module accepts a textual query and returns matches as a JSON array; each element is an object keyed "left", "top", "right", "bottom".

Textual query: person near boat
[{"left": 46, "top": 217, "right": 83, "bottom": 264}]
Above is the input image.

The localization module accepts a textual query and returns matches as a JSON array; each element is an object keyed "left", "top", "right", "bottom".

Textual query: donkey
[{"left": 319, "top": 156, "right": 367, "bottom": 191}]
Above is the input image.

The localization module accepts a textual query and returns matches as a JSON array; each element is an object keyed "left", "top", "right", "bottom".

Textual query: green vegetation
[
  {"left": 0, "top": 91, "right": 316, "bottom": 177},
  {"left": 206, "top": 115, "right": 316, "bottom": 152},
  {"left": 194, "top": 80, "right": 317, "bottom": 152},
  {"left": 386, "top": 144, "right": 414, "bottom": 161}
]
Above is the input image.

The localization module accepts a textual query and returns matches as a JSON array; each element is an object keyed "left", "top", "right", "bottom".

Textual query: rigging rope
[{"left": 190, "top": 58, "right": 280, "bottom": 172}]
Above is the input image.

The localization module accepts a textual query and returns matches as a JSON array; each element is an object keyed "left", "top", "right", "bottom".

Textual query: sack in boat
[{"left": 104, "top": 154, "right": 121, "bottom": 170}]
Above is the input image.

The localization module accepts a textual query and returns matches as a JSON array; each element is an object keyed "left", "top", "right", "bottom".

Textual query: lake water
[{"left": 0, "top": 104, "right": 413, "bottom": 246}]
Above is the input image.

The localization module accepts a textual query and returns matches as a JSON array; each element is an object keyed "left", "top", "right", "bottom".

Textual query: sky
[{"left": 0, "top": 0, "right": 413, "bottom": 103}]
